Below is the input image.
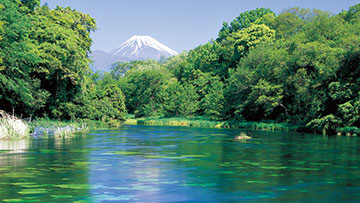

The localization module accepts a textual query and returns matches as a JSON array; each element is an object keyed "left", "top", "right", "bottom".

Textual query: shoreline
[
  {"left": 124, "top": 117, "right": 303, "bottom": 132},
  {"left": 124, "top": 117, "right": 360, "bottom": 136},
  {"left": 0, "top": 118, "right": 120, "bottom": 141},
  {"left": 2, "top": 116, "right": 359, "bottom": 141}
]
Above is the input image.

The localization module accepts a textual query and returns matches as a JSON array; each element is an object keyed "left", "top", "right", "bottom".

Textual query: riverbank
[
  {"left": 124, "top": 117, "right": 360, "bottom": 136},
  {"left": 124, "top": 117, "right": 303, "bottom": 132},
  {"left": 29, "top": 119, "right": 89, "bottom": 138},
  {"left": 28, "top": 118, "right": 122, "bottom": 138},
  {"left": 0, "top": 112, "right": 122, "bottom": 140}
]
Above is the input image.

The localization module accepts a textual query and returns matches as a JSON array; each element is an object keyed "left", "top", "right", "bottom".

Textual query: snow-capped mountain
[
  {"left": 111, "top": 35, "right": 178, "bottom": 60},
  {"left": 90, "top": 35, "right": 178, "bottom": 72}
]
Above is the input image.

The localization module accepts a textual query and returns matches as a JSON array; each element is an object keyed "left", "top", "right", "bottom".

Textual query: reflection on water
[
  {"left": 0, "top": 139, "right": 30, "bottom": 168},
  {"left": 0, "top": 126, "right": 360, "bottom": 202},
  {"left": 0, "top": 134, "right": 91, "bottom": 202},
  {"left": 0, "top": 139, "right": 30, "bottom": 152}
]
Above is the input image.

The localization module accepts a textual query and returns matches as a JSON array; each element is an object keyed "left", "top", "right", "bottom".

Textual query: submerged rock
[
  {"left": 234, "top": 132, "right": 252, "bottom": 140},
  {"left": 32, "top": 125, "right": 83, "bottom": 138}
]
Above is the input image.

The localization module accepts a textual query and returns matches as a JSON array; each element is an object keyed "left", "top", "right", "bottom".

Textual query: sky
[{"left": 42, "top": 0, "right": 359, "bottom": 53}]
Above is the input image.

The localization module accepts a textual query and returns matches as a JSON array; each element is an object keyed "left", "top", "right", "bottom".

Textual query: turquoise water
[{"left": 0, "top": 125, "right": 360, "bottom": 202}]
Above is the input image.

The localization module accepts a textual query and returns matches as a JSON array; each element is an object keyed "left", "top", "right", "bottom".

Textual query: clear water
[{"left": 1, "top": 125, "right": 360, "bottom": 202}]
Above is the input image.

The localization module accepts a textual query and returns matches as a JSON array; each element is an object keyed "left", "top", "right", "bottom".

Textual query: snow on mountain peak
[
  {"left": 91, "top": 35, "right": 178, "bottom": 72},
  {"left": 111, "top": 35, "right": 178, "bottom": 58}
]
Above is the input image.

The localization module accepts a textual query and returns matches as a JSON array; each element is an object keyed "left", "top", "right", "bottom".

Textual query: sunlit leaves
[
  {"left": 217, "top": 8, "right": 275, "bottom": 42},
  {"left": 162, "top": 81, "right": 199, "bottom": 117}
]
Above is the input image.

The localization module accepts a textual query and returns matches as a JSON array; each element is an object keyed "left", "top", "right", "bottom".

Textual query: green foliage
[
  {"left": 200, "top": 78, "right": 225, "bottom": 120},
  {"left": 0, "top": 0, "right": 46, "bottom": 116},
  {"left": 226, "top": 41, "right": 287, "bottom": 120},
  {"left": 164, "top": 51, "right": 189, "bottom": 76},
  {"left": 125, "top": 117, "right": 300, "bottom": 132},
  {"left": 271, "top": 7, "right": 328, "bottom": 39},
  {"left": 30, "top": 6, "right": 96, "bottom": 117},
  {"left": 162, "top": 81, "right": 199, "bottom": 117},
  {"left": 337, "top": 126, "right": 360, "bottom": 135},
  {"left": 225, "top": 24, "right": 276, "bottom": 67},
  {"left": 251, "top": 79, "right": 283, "bottom": 116},
  {"left": 217, "top": 8, "right": 275, "bottom": 41},
  {"left": 118, "top": 63, "right": 171, "bottom": 117},
  {"left": 1, "top": 2, "right": 360, "bottom": 135},
  {"left": 20, "top": 0, "right": 40, "bottom": 12},
  {"left": 306, "top": 114, "right": 340, "bottom": 135},
  {"left": 338, "top": 100, "right": 360, "bottom": 127},
  {"left": 128, "top": 117, "right": 222, "bottom": 128},
  {"left": 186, "top": 42, "right": 232, "bottom": 78},
  {"left": 342, "top": 3, "right": 360, "bottom": 23},
  {"left": 111, "top": 60, "right": 162, "bottom": 79},
  {"left": 0, "top": 2, "right": 126, "bottom": 125},
  {"left": 67, "top": 73, "right": 127, "bottom": 122},
  {"left": 229, "top": 24, "right": 275, "bottom": 55}
]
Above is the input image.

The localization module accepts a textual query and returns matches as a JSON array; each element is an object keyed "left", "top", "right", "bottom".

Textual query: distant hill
[{"left": 90, "top": 35, "right": 178, "bottom": 72}]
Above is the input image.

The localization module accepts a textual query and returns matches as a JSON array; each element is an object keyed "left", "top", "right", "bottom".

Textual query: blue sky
[{"left": 42, "top": 0, "right": 359, "bottom": 53}]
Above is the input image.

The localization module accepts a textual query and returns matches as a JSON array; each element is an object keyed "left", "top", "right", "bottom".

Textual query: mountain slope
[
  {"left": 110, "top": 35, "right": 178, "bottom": 60},
  {"left": 90, "top": 50, "right": 117, "bottom": 72},
  {"left": 90, "top": 35, "right": 178, "bottom": 72}
]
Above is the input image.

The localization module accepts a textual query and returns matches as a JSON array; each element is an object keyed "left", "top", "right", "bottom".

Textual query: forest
[{"left": 1, "top": 0, "right": 360, "bottom": 135}]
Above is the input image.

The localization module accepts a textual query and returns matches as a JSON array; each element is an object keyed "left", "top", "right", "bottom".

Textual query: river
[{"left": 0, "top": 125, "right": 360, "bottom": 202}]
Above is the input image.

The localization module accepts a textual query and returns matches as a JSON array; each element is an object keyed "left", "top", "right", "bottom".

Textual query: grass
[
  {"left": 29, "top": 118, "right": 87, "bottom": 132},
  {"left": 123, "top": 116, "right": 303, "bottom": 132},
  {"left": 29, "top": 118, "right": 124, "bottom": 137},
  {"left": 0, "top": 109, "right": 125, "bottom": 140},
  {"left": 127, "top": 117, "right": 222, "bottom": 128},
  {"left": 227, "top": 120, "right": 303, "bottom": 132},
  {"left": 0, "top": 113, "right": 120, "bottom": 140},
  {"left": 0, "top": 110, "right": 30, "bottom": 140}
]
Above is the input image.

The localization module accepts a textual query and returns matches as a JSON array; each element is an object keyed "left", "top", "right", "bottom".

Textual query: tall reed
[{"left": 0, "top": 110, "right": 29, "bottom": 140}]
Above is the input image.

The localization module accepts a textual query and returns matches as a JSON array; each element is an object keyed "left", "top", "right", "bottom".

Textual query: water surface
[{"left": 0, "top": 125, "right": 360, "bottom": 202}]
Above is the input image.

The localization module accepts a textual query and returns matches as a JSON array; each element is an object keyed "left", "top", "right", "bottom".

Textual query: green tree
[
  {"left": 270, "top": 8, "right": 330, "bottom": 39},
  {"left": 338, "top": 101, "right": 360, "bottom": 127},
  {"left": 200, "top": 78, "right": 225, "bottom": 120},
  {"left": 225, "top": 24, "right": 276, "bottom": 68},
  {"left": 20, "top": 0, "right": 40, "bottom": 12},
  {"left": 217, "top": 8, "right": 274, "bottom": 42},
  {"left": 119, "top": 67, "right": 171, "bottom": 117},
  {"left": 111, "top": 59, "right": 162, "bottom": 79},
  {"left": 62, "top": 72, "right": 126, "bottom": 122},
  {"left": 0, "top": 3, "right": 4, "bottom": 66},
  {"left": 186, "top": 42, "right": 232, "bottom": 78},
  {"left": 163, "top": 51, "right": 189, "bottom": 79},
  {"left": 0, "top": 0, "right": 47, "bottom": 116},
  {"left": 229, "top": 24, "right": 275, "bottom": 56},
  {"left": 271, "top": 10, "right": 305, "bottom": 38},
  {"left": 162, "top": 81, "right": 199, "bottom": 117},
  {"left": 303, "top": 14, "right": 348, "bottom": 44},
  {"left": 342, "top": 3, "right": 360, "bottom": 23},
  {"left": 29, "top": 5, "right": 96, "bottom": 118},
  {"left": 249, "top": 79, "right": 283, "bottom": 117},
  {"left": 225, "top": 41, "right": 287, "bottom": 121}
]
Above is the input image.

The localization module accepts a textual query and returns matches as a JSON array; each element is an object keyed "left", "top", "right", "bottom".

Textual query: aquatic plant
[
  {"left": 0, "top": 110, "right": 29, "bottom": 140},
  {"left": 124, "top": 117, "right": 302, "bottom": 132},
  {"left": 126, "top": 117, "right": 224, "bottom": 128}
]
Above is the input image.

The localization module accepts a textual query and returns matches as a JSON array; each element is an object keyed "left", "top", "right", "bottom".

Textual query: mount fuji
[{"left": 90, "top": 35, "right": 178, "bottom": 72}]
